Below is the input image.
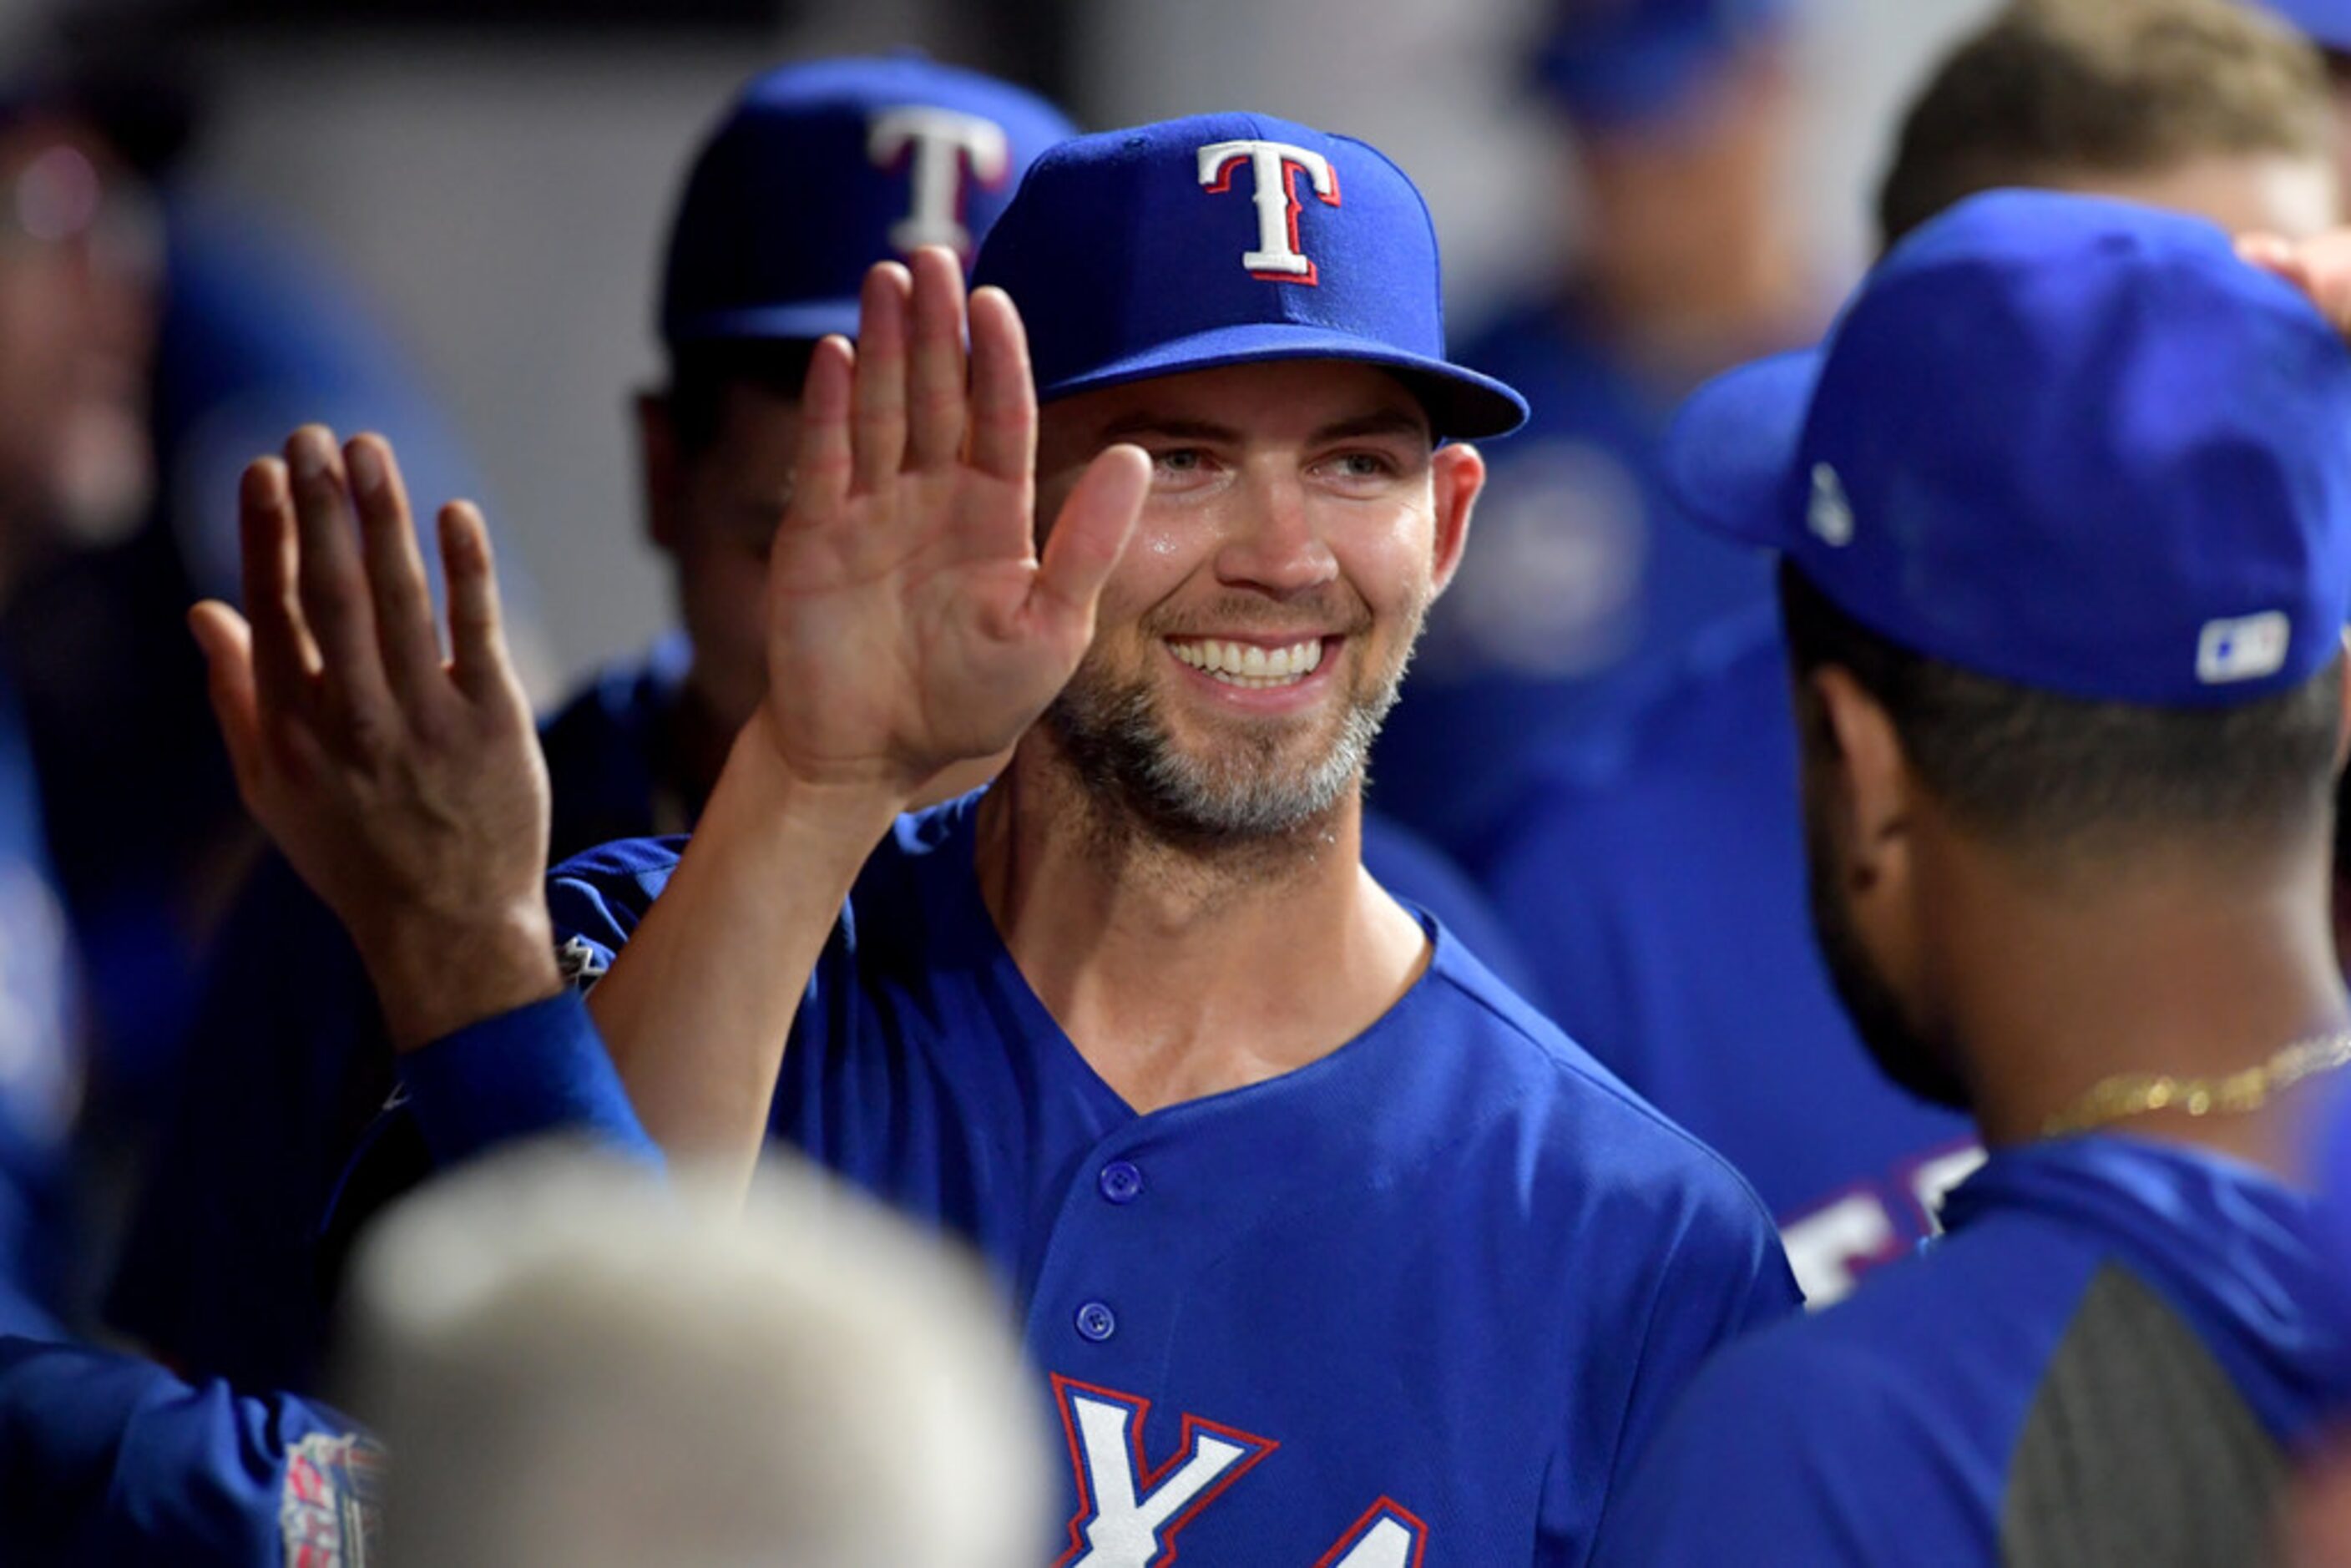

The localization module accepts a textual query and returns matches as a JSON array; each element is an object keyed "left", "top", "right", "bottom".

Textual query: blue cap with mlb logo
[
  {"left": 968, "top": 112, "right": 1528, "bottom": 440},
  {"left": 660, "top": 55, "right": 1076, "bottom": 347},
  {"left": 1661, "top": 188, "right": 2351, "bottom": 706}
]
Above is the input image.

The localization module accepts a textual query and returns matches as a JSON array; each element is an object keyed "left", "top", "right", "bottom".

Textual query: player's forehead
[{"left": 1040, "top": 359, "right": 1433, "bottom": 450}]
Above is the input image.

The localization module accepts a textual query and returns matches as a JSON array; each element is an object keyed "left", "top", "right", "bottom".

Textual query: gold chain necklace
[{"left": 2040, "top": 1029, "right": 2351, "bottom": 1138}]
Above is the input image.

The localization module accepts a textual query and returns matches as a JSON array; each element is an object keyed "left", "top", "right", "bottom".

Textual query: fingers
[
  {"left": 905, "top": 246, "right": 969, "bottom": 471},
  {"left": 439, "top": 500, "right": 513, "bottom": 704},
  {"left": 346, "top": 434, "right": 442, "bottom": 705},
  {"left": 1034, "top": 443, "right": 1149, "bottom": 625},
  {"left": 189, "top": 601, "right": 262, "bottom": 799},
  {"left": 793, "top": 336, "right": 857, "bottom": 522},
  {"left": 286, "top": 426, "right": 397, "bottom": 724},
  {"left": 852, "top": 262, "right": 913, "bottom": 493},
  {"left": 238, "top": 458, "right": 314, "bottom": 716},
  {"left": 967, "top": 285, "right": 1037, "bottom": 483}
]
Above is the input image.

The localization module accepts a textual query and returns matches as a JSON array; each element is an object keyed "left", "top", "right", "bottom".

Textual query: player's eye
[{"left": 1152, "top": 448, "right": 1206, "bottom": 475}]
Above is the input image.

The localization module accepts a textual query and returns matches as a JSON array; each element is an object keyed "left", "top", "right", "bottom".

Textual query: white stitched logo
[
  {"left": 2197, "top": 610, "right": 2292, "bottom": 685},
  {"left": 1196, "top": 139, "right": 1342, "bottom": 284},
  {"left": 1807, "top": 463, "right": 1855, "bottom": 548},
  {"left": 867, "top": 107, "right": 1012, "bottom": 257}
]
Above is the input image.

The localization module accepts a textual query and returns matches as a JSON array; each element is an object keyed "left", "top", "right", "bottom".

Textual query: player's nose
[{"left": 1211, "top": 471, "right": 1337, "bottom": 599}]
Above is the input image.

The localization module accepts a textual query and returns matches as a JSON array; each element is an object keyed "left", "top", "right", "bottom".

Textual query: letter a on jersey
[
  {"left": 868, "top": 106, "right": 1012, "bottom": 257},
  {"left": 1197, "top": 139, "right": 1342, "bottom": 284}
]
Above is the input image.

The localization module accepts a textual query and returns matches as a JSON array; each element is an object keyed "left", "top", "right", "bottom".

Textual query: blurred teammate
[
  {"left": 1475, "top": 0, "right": 2340, "bottom": 1303},
  {"left": 7, "top": 1137, "right": 1048, "bottom": 1566},
  {"left": 200, "top": 114, "right": 1797, "bottom": 1562},
  {"left": 350, "top": 1142, "right": 1049, "bottom": 1568},
  {"left": 0, "top": 73, "right": 157, "bottom": 1334},
  {"left": 1369, "top": 0, "right": 1819, "bottom": 855},
  {"left": 1590, "top": 188, "right": 2351, "bottom": 1563}
]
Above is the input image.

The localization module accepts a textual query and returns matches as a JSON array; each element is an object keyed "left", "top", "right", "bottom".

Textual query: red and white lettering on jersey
[
  {"left": 279, "top": 1431, "right": 383, "bottom": 1568},
  {"left": 1781, "top": 1139, "right": 1987, "bottom": 1306},
  {"left": 1196, "top": 139, "right": 1342, "bottom": 285},
  {"left": 867, "top": 106, "right": 1012, "bottom": 258},
  {"left": 1051, "top": 1374, "right": 1428, "bottom": 1566}
]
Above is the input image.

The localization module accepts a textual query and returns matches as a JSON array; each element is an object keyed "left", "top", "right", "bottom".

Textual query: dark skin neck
[{"left": 1921, "top": 824, "right": 2350, "bottom": 1180}]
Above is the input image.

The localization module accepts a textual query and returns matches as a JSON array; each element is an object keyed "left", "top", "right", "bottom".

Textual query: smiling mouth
[{"left": 1165, "top": 635, "right": 1327, "bottom": 690}]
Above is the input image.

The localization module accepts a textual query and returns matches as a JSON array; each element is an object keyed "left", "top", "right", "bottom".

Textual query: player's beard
[
  {"left": 1802, "top": 799, "right": 1973, "bottom": 1112},
  {"left": 1044, "top": 598, "right": 1415, "bottom": 844}
]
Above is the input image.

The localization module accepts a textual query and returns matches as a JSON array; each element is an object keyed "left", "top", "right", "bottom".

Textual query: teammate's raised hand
[
  {"left": 753, "top": 246, "right": 1148, "bottom": 802},
  {"left": 189, "top": 427, "right": 559, "bottom": 1051}
]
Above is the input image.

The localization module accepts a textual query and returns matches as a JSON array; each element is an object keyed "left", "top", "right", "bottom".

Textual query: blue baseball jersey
[
  {"left": 0, "top": 678, "right": 80, "bottom": 1341},
  {"left": 108, "top": 639, "right": 1536, "bottom": 1386},
  {"left": 1590, "top": 1136, "right": 2351, "bottom": 1565},
  {"left": 1369, "top": 299, "right": 1779, "bottom": 857},
  {"left": 458, "top": 793, "right": 1801, "bottom": 1564},
  {"left": 0, "top": 1334, "right": 378, "bottom": 1566},
  {"left": 1472, "top": 605, "right": 1979, "bottom": 1303}
]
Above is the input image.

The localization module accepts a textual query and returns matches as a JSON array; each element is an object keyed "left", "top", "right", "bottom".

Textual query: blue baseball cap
[
  {"left": 2257, "top": 0, "right": 2351, "bottom": 53},
  {"left": 1664, "top": 189, "right": 2351, "bottom": 706},
  {"left": 1533, "top": 0, "right": 1792, "bottom": 128},
  {"left": 660, "top": 56, "right": 1076, "bottom": 347},
  {"left": 968, "top": 113, "right": 1527, "bottom": 441}
]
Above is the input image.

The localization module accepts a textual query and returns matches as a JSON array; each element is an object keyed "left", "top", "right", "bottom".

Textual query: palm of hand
[{"left": 757, "top": 250, "right": 1147, "bottom": 798}]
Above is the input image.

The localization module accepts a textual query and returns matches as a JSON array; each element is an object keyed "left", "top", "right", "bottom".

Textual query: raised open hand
[
  {"left": 189, "top": 427, "right": 557, "bottom": 1050},
  {"left": 755, "top": 246, "right": 1149, "bottom": 801}
]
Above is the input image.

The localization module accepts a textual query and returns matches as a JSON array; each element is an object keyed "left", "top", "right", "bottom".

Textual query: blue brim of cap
[
  {"left": 1661, "top": 347, "right": 1822, "bottom": 548},
  {"left": 665, "top": 298, "right": 863, "bottom": 347},
  {"left": 1035, "top": 322, "right": 1529, "bottom": 441}
]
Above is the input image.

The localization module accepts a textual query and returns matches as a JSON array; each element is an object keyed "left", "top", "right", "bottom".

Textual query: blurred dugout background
[{"left": 1, "top": 0, "right": 1997, "bottom": 690}]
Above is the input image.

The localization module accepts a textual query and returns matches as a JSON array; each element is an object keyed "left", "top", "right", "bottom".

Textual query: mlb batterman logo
[
  {"left": 867, "top": 106, "right": 1011, "bottom": 257},
  {"left": 1198, "top": 139, "right": 1342, "bottom": 284}
]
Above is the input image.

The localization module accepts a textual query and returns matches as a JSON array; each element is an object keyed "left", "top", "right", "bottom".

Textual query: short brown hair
[{"left": 1878, "top": 0, "right": 2329, "bottom": 249}]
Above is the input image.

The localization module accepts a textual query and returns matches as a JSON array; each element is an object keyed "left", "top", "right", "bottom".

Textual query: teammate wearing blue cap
[
  {"left": 1474, "top": 0, "right": 2342, "bottom": 1304},
  {"left": 1368, "top": 0, "right": 1821, "bottom": 857},
  {"left": 1585, "top": 187, "right": 2351, "bottom": 1564},
  {"left": 199, "top": 113, "right": 1797, "bottom": 1564}
]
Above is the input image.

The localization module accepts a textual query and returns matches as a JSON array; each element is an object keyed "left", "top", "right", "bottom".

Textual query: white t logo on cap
[
  {"left": 1807, "top": 463, "right": 1855, "bottom": 548},
  {"left": 1197, "top": 139, "right": 1342, "bottom": 285},
  {"left": 2197, "top": 611, "right": 2291, "bottom": 685},
  {"left": 868, "top": 107, "right": 1011, "bottom": 258}
]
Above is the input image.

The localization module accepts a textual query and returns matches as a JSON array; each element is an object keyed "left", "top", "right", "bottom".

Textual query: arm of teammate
[
  {"left": 0, "top": 1334, "right": 379, "bottom": 1567},
  {"left": 189, "top": 428, "right": 652, "bottom": 1169},
  {"left": 578, "top": 247, "right": 1146, "bottom": 1191}
]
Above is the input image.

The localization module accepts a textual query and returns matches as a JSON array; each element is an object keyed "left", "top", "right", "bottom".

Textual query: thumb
[
  {"left": 1033, "top": 443, "right": 1148, "bottom": 630},
  {"left": 189, "top": 600, "right": 265, "bottom": 802}
]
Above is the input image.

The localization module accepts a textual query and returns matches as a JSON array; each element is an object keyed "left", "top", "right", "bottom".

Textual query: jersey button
[
  {"left": 1075, "top": 1300, "right": 1118, "bottom": 1343},
  {"left": 1098, "top": 1160, "right": 1145, "bottom": 1205}
]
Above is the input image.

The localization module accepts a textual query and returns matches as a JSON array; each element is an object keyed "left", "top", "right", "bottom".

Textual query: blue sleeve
[
  {"left": 387, "top": 837, "right": 690, "bottom": 1171},
  {"left": 397, "top": 989, "right": 659, "bottom": 1171},
  {"left": 0, "top": 1335, "right": 379, "bottom": 1567},
  {"left": 1586, "top": 1326, "right": 1985, "bottom": 1567}
]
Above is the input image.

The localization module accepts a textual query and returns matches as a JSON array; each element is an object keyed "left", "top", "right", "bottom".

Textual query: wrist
[
  {"left": 358, "top": 900, "right": 564, "bottom": 1054},
  {"left": 727, "top": 710, "right": 922, "bottom": 833}
]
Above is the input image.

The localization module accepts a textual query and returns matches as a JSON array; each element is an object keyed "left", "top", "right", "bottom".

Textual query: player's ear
[
  {"left": 635, "top": 388, "right": 684, "bottom": 554},
  {"left": 1810, "top": 664, "right": 1915, "bottom": 895},
  {"left": 1427, "top": 442, "right": 1484, "bottom": 597}
]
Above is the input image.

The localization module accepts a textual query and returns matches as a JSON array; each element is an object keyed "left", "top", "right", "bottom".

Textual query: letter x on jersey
[{"left": 1198, "top": 139, "right": 1342, "bottom": 285}]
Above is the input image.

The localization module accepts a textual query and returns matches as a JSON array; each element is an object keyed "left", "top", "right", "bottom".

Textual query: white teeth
[{"left": 1168, "top": 636, "right": 1325, "bottom": 687}]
